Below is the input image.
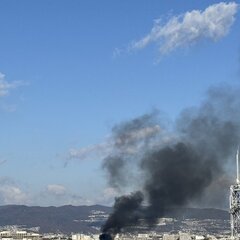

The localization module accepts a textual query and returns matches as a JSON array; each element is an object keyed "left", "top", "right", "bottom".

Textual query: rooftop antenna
[{"left": 230, "top": 147, "right": 240, "bottom": 240}]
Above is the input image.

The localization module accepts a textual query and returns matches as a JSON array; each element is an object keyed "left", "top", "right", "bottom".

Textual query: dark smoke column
[
  {"left": 100, "top": 86, "right": 240, "bottom": 239},
  {"left": 141, "top": 142, "right": 218, "bottom": 224},
  {"left": 100, "top": 191, "right": 143, "bottom": 240}
]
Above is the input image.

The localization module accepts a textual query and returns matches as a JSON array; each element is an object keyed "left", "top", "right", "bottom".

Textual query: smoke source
[{"left": 100, "top": 85, "right": 240, "bottom": 238}]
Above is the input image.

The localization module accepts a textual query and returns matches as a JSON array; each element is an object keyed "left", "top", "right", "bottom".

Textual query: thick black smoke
[
  {"left": 141, "top": 142, "right": 220, "bottom": 224},
  {"left": 100, "top": 85, "right": 240, "bottom": 237},
  {"left": 102, "top": 192, "right": 143, "bottom": 236}
]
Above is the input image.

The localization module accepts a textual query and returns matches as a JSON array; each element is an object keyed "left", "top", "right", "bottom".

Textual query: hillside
[{"left": 0, "top": 205, "right": 229, "bottom": 234}]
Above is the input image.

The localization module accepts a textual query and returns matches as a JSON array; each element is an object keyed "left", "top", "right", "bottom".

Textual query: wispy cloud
[
  {"left": 130, "top": 2, "right": 238, "bottom": 54},
  {"left": 68, "top": 142, "right": 112, "bottom": 163},
  {"left": 46, "top": 184, "right": 67, "bottom": 196},
  {"left": 0, "top": 104, "right": 17, "bottom": 112},
  {"left": 0, "top": 178, "right": 29, "bottom": 205},
  {"left": 95, "top": 187, "right": 119, "bottom": 206},
  {"left": 0, "top": 158, "right": 7, "bottom": 166},
  {"left": 44, "top": 184, "right": 93, "bottom": 206},
  {"left": 0, "top": 72, "right": 26, "bottom": 97}
]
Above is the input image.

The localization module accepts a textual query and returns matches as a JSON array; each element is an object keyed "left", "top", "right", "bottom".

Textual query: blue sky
[{"left": 0, "top": 0, "right": 239, "bottom": 206}]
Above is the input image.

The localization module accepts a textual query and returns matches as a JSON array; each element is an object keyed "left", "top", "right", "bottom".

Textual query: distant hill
[
  {"left": 160, "top": 207, "right": 229, "bottom": 220},
  {"left": 0, "top": 205, "right": 111, "bottom": 234},
  {"left": 0, "top": 205, "right": 229, "bottom": 234}
]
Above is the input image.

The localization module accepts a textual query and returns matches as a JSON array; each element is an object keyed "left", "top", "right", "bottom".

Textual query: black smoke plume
[
  {"left": 100, "top": 85, "right": 240, "bottom": 237},
  {"left": 101, "top": 191, "right": 143, "bottom": 237}
]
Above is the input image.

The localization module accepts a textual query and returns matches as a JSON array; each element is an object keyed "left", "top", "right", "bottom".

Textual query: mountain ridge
[{"left": 0, "top": 205, "right": 229, "bottom": 234}]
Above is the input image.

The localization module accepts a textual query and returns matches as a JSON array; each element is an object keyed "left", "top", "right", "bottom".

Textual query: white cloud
[
  {"left": 131, "top": 2, "right": 238, "bottom": 54},
  {"left": 0, "top": 72, "right": 25, "bottom": 97},
  {"left": 68, "top": 142, "right": 112, "bottom": 161},
  {"left": 46, "top": 184, "right": 66, "bottom": 196},
  {"left": 0, "top": 186, "right": 27, "bottom": 204},
  {"left": 96, "top": 187, "right": 119, "bottom": 206},
  {"left": 66, "top": 194, "right": 93, "bottom": 206},
  {"left": 42, "top": 184, "right": 92, "bottom": 206},
  {"left": 0, "top": 178, "right": 29, "bottom": 204}
]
